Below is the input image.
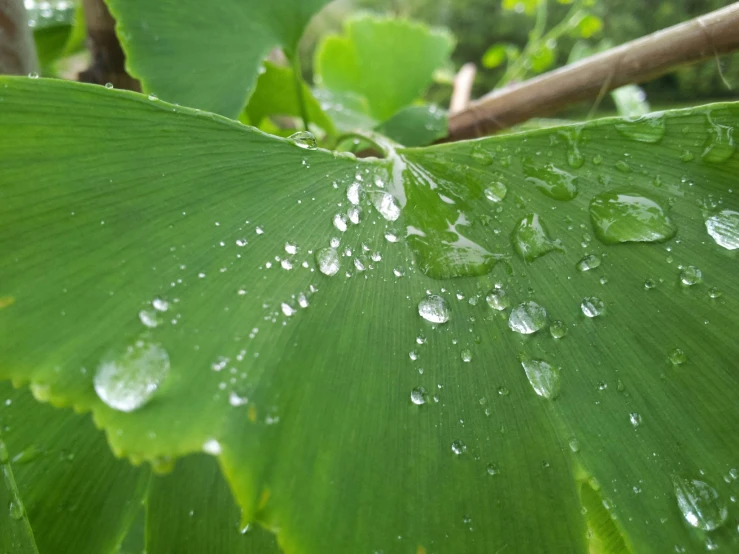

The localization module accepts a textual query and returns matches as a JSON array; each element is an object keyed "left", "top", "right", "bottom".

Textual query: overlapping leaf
[{"left": 1, "top": 78, "right": 738, "bottom": 553}]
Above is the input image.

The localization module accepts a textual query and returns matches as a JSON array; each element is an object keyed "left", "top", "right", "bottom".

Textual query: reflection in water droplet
[
  {"left": 705, "top": 210, "right": 739, "bottom": 250},
  {"left": 679, "top": 266, "right": 702, "bottom": 286},
  {"left": 94, "top": 340, "right": 170, "bottom": 412},
  {"left": 644, "top": 279, "right": 657, "bottom": 290},
  {"left": 410, "top": 387, "right": 427, "bottom": 405},
  {"left": 668, "top": 348, "right": 687, "bottom": 366},
  {"left": 509, "top": 301, "right": 547, "bottom": 334},
  {"left": 523, "top": 160, "right": 579, "bottom": 201},
  {"left": 497, "top": 386, "right": 510, "bottom": 396},
  {"left": 589, "top": 191, "right": 677, "bottom": 245},
  {"left": 701, "top": 115, "right": 735, "bottom": 163},
  {"left": 569, "top": 438, "right": 580, "bottom": 453},
  {"left": 288, "top": 131, "right": 317, "bottom": 149},
  {"left": 333, "top": 213, "right": 348, "bottom": 232},
  {"left": 549, "top": 320, "right": 567, "bottom": 339},
  {"left": 512, "top": 213, "right": 562, "bottom": 262},
  {"left": 629, "top": 412, "right": 642, "bottom": 427},
  {"left": 486, "top": 288, "right": 509, "bottom": 311},
  {"left": 581, "top": 297, "right": 604, "bottom": 318},
  {"left": 708, "top": 287, "right": 722, "bottom": 299},
  {"left": 615, "top": 114, "right": 665, "bottom": 143},
  {"left": 484, "top": 182, "right": 507, "bottom": 203},
  {"left": 138, "top": 309, "right": 160, "bottom": 328},
  {"left": 152, "top": 298, "right": 169, "bottom": 312},
  {"left": 451, "top": 440, "right": 467, "bottom": 455},
  {"left": 316, "top": 247, "right": 340, "bottom": 276},
  {"left": 521, "top": 358, "right": 560, "bottom": 399},
  {"left": 370, "top": 191, "right": 401, "bottom": 221},
  {"left": 461, "top": 349, "right": 472, "bottom": 363},
  {"left": 576, "top": 254, "right": 601, "bottom": 272},
  {"left": 347, "top": 182, "right": 362, "bottom": 205},
  {"left": 674, "top": 478, "right": 728, "bottom": 531},
  {"left": 418, "top": 295, "right": 450, "bottom": 324}
]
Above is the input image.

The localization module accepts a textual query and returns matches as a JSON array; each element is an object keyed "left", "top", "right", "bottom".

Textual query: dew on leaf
[
  {"left": 138, "top": 309, "right": 160, "bottom": 329},
  {"left": 644, "top": 279, "right": 657, "bottom": 290},
  {"left": 470, "top": 142, "right": 494, "bottom": 165},
  {"left": 705, "top": 210, "right": 739, "bottom": 250},
  {"left": 370, "top": 191, "right": 401, "bottom": 221},
  {"left": 333, "top": 213, "right": 348, "bottom": 232},
  {"left": 509, "top": 301, "right": 547, "bottom": 334},
  {"left": 512, "top": 213, "right": 562, "bottom": 262},
  {"left": 9, "top": 500, "right": 24, "bottom": 520},
  {"left": 484, "top": 181, "right": 507, "bottom": 203},
  {"left": 614, "top": 114, "right": 666, "bottom": 143},
  {"left": 708, "top": 287, "right": 722, "bottom": 299},
  {"left": 202, "top": 439, "right": 222, "bottom": 456},
  {"left": 701, "top": 116, "right": 735, "bottom": 163},
  {"left": 485, "top": 288, "right": 510, "bottom": 311},
  {"left": 285, "top": 242, "right": 297, "bottom": 255},
  {"left": 461, "top": 349, "right": 472, "bottom": 363},
  {"left": 346, "top": 182, "right": 362, "bottom": 205},
  {"left": 679, "top": 266, "right": 702, "bottom": 286},
  {"left": 288, "top": 131, "right": 317, "bottom": 150},
  {"left": 521, "top": 358, "right": 560, "bottom": 399},
  {"left": 152, "top": 298, "right": 169, "bottom": 312},
  {"left": 94, "top": 339, "right": 170, "bottom": 413},
  {"left": 497, "top": 386, "right": 510, "bottom": 396},
  {"left": 581, "top": 296, "right": 605, "bottom": 318},
  {"left": 384, "top": 231, "right": 399, "bottom": 243},
  {"left": 576, "top": 254, "right": 601, "bottom": 272},
  {"left": 486, "top": 463, "right": 500, "bottom": 475},
  {"left": 451, "top": 440, "right": 467, "bottom": 455},
  {"left": 569, "top": 438, "right": 581, "bottom": 453},
  {"left": 549, "top": 320, "right": 567, "bottom": 339},
  {"left": 418, "top": 295, "right": 450, "bottom": 324},
  {"left": 410, "top": 387, "right": 427, "bottom": 405},
  {"left": 674, "top": 477, "right": 728, "bottom": 531},
  {"left": 589, "top": 190, "right": 677, "bottom": 245},
  {"left": 523, "top": 160, "right": 579, "bottom": 201},
  {"left": 316, "top": 247, "right": 340, "bottom": 276},
  {"left": 629, "top": 412, "right": 642, "bottom": 427},
  {"left": 668, "top": 348, "right": 687, "bottom": 366},
  {"left": 229, "top": 390, "right": 248, "bottom": 407},
  {"left": 0, "top": 440, "right": 8, "bottom": 463}
]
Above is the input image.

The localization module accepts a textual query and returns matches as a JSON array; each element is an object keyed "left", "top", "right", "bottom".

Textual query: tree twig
[
  {"left": 78, "top": 0, "right": 139, "bottom": 90},
  {"left": 447, "top": 2, "right": 739, "bottom": 141},
  {"left": 0, "top": 0, "right": 39, "bottom": 75},
  {"left": 449, "top": 63, "right": 476, "bottom": 115}
]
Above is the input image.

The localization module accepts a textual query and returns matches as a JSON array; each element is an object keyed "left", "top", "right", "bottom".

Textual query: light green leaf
[
  {"left": 245, "top": 62, "right": 335, "bottom": 135},
  {"left": 0, "top": 382, "right": 149, "bottom": 554},
  {"left": 530, "top": 42, "right": 556, "bottom": 73},
  {"left": 576, "top": 14, "right": 603, "bottom": 39},
  {"left": 147, "top": 454, "right": 280, "bottom": 553},
  {"left": 482, "top": 44, "right": 508, "bottom": 69},
  {"left": 1, "top": 78, "right": 739, "bottom": 553},
  {"left": 314, "top": 15, "right": 455, "bottom": 121},
  {"left": 312, "top": 88, "right": 377, "bottom": 133},
  {"left": 1, "top": 440, "right": 38, "bottom": 554},
  {"left": 375, "top": 105, "right": 447, "bottom": 147},
  {"left": 105, "top": 0, "right": 331, "bottom": 117},
  {"left": 31, "top": 1, "right": 85, "bottom": 74}
]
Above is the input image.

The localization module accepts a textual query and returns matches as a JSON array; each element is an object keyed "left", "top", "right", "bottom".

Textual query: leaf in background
[
  {"left": 375, "top": 104, "right": 447, "bottom": 147},
  {"left": 530, "top": 41, "right": 556, "bottom": 73},
  {"left": 104, "top": 0, "right": 331, "bottom": 118},
  {"left": 311, "top": 88, "right": 376, "bottom": 133},
  {"left": 1, "top": 78, "right": 739, "bottom": 553},
  {"left": 314, "top": 15, "right": 455, "bottom": 121},
  {"left": 575, "top": 14, "right": 603, "bottom": 39},
  {"left": 30, "top": 1, "right": 86, "bottom": 75},
  {"left": 0, "top": 382, "right": 149, "bottom": 554},
  {"left": 482, "top": 43, "right": 508, "bottom": 69},
  {"left": 244, "top": 62, "right": 336, "bottom": 136}
]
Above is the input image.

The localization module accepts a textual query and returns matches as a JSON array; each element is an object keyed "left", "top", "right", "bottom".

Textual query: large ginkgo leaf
[{"left": 1, "top": 78, "right": 738, "bottom": 553}]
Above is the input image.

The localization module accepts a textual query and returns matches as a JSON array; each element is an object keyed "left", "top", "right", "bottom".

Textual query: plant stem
[{"left": 290, "top": 53, "right": 310, "bottom": 131}]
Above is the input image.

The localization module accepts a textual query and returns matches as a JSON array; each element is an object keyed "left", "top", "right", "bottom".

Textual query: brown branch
[
  {"left": 78, "top": 0, "right": 139, "bottom": 91},
  {"left": 449, "top": 62, "right": 477, "bottom": 115},
  {"left": 447, "top": 2, "right": 739, "bottom": 141},
  {"left": 0, "top": 0, "right": 39, "bottom": 75}
]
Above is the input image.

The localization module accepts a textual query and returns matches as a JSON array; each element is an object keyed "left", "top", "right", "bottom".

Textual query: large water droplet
[
  {"left": 486, "top": 288, "right": 510, "bottom": 311},
  {"left": 701, "top": 115, "right": 735, "bottom": 163},
  {"left": 581, "top": 297, "right": 604, "bottom": 318},
  {"left": 705, "top": 210, "right": 739, "bottom": 250},
  {"left": 589, "top": 191, "right": 677, "bottom": 245},
  {"left": 410, "top": 387, "right": 427, "bottom": 405},
  {"left": 674, "top": 478, "right": 728, "bottom": 531},
  {"left": 316, "top": 247, "right": 340, "bottom": 276},
  {"left": 288, "top": 131, "right": 317, "bottom": 150},
  {"left": 679, "top": 266, "right": 702, "bottom": 286},
  {"left": 484, "top": 182, "right": 507, "bottom": 203},
  {"left": 333, "top": 213, "right": 348, "bottom": 232},
  {"left": 418, "top": 295, "right": 450, "bottom": 324},
  {"left": 576, "top": 254, "right": 601, "bottom": 272},
  {"left": 615, "top": 114, "right": 665, "bottom": 143},
  {"left": 370, "top": 191, "right": 401, "bottom": 221},
  {"left": 94, "top": 340, "right": 170, "bottom": 412},
  {"left": 508, "top": 301, "right": 547, "bottom": 334},
  {"left": 451, "top": 440, "right": 467, "bottom": 455},
  {"left": 512, "top": 214, "right": 562, "bottom": 262},
  {"left": 523, "top": 161, "right": 579, "bottom": 201},
  {"left": 521, "top": 358, "right": 560, "bottom": 399}
]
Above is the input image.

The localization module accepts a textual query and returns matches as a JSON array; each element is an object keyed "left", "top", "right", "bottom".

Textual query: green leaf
[
  {"left": 28, "top": 0, "right": 85, "bottom": 75},
  {"left": 529, "top": 42, "right": 556, "bottom": 73},
  {"left": 1, "top": 441, "right": 38, "bottom": 554},
  {"left": 105, "top": 0, "right": 331, "bottom": 117},
  {"left": 375, "top": 105, "right": 447, "bottom": 147},
  {"left": 0, "top": 382, "right": 149, "bottom": 554},
  {"left": 2, "top": 78, "right": 739, "bottom": 553},
  {"left": 147, "top": 454, "right": 280, "bottom": 553},
  {"left": 245, "top": 62, "right": 335, "bottom": 135},
  {"left": 482, "top": 44, "right": 508, "bottom": 69},
  {"left": 314, "top": 15, "right": 455, "bottom": 121},
  {"left": 311, "top": 89, "right": 377, "bottom": 133},
  {"left": 576, "top": 14, "right": 603, "bottom": 39}
]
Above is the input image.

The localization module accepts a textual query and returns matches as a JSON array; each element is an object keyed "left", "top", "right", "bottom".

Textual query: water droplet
[
  {"left": 0, "top": 440, "right": 8, "bottom": 463},
  {"left": 569, "top": 438, "right": 581, "bottom": 452},
  {"left": 461, "top": 349, "right": 472, "bottom": 363},
  {"left": 229, "top": 390, "right": 248, "bottom": 406},
  {"left": 523, "top": 161, "right": 579, "bottom": 201},
  {"left": 28, "top": 72, "right": 39, "bottom": 79},
  {"left": 549, "top": 320, "right": 567, "bottom": 339},
  {"left": 281, "top": 303, "right": 296, "bottom": 317},
  {"left": 702, "top": 115, "right": 735, "bottom": 163},
  {"left": 9, "top": 500, "right": 24, "bottom": 520},
  {"left": 679, "top": 266, "right": 702, "bottom": 286},
  {"left": 152, "top": 298, "right": 169, "bottom": 312},
  {"left": 708, "top": 287, "right": 722, "bottom": 299},
  {"left": 348, "top": 207, "right": 361, "bottom": 224},
  {"left": 285, "top": 242, "right": 297, "bottom": 255},
  {"left": 418, "top": 295, "right": 450, "bottom": 324},
  {"left": 451, "top": 440, "right": 467, "bottom": 455},
  {"left": 333, "top": 213, "right": 348, "bottom": 232},
  {"left": 615, "top": 114, "right": 665, "bottom": 143},
  {"left": 673, "top": 477, "right": 728, "bottom": 531},
  {"left": 148, "top": 93, "right": 158, "bottom": 101},
  {"left": 370, "top": 191, "right": 401, "bottom": 221},
  {"left": 629, "top": 412, "right": 642, "bottom": 427},
  {"left": 316, "top": 247, "right": 340, "bottom": 276},
  {"left": 384, "top": 231, "right": 399, "bottom": 243},
  {"left": 521, "top": 358, "right": 560, "bottom": 399},
  {"left": 497, "top": 386, "right": 510, "bottom": 396},
  {"left": 705, "top": 210, "right": 739, "bottom": 250},
  {"left": 576, "top": 254, "right": 601, "bottom": 272},
  {"left": 668, "top": 348, "right": 687, "bottom": 366},
  {"left": 484, "top": 182, "right": 507, "bottom": 203},
  {"left": 485, "top": 288, "right": 509, "bottom": 311},
  {"left": 94, "top": 340, "right": 170, "bottom": 412},
  {"left": 486, "top": 463, "right": 500, "bottom": 475},
  {"left": 581, "top": 297, "right": 604, "bottom": 318},
  {"left": 138, "top": 309, "right": 160, "bottom": 328},
  {"left": 288, "top": 131, "right": 317, "bottom": 150},
  {"left": 410, "top": 387, "right": 426, "bottom": 405},
  {"left": 471, "top": 143, "right": 494, "bottom": 165},
  {"left": 202, "top": 439, "right": 222, "bottom": 455},
  {"left": 644, "top": 279, "right": 657, "bottom": 290},
  {"left": 512, "top": 213, "right": 562, "bottom": 262},
  {"left": 590, "top": 191, "right": 677, "bottom": 245},
  {"left": 508, "top": 301, "right": 547, "bottom": 334}
]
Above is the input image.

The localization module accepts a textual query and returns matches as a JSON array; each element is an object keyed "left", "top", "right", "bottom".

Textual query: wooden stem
[
  {"left": 447, "top": 2, "right": 739, "bottom": 141},
  {"left": 449, "top": 63, "right": 477, "bottom": 114},
  {"left": 0, "top": 0, "right": 39, "bottom": 75}
]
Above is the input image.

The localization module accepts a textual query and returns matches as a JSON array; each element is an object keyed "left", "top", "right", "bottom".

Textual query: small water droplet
[
  {"left": 674, "top": 477, "right": 728, "bottom": 531},
  {"left": 384, "top": 230, "right": 399, "bottom": 243},
  {"left": 486, "top": 463, "right": 500, "bottom": 475},
  {"left": 9, "top": 500, "right": 24, "bottom": 520},
  {"left": 484, "top": 182, "right": 507, "bottom": 203},
  {"left": 148, "top": 93, "right": 158, "bottom": 101},
  {"left": 471, "top": 143, "right": 494, "bottom": 165},
  {"left": 485, "top": 288, "right": 509, "bottom": 311},
  {"left": 629, "top": 412, "right": 642, "bottom": 427},
  {"left": 701, "top": 115, "right": 735, "bottom": 163},
  {"left": 28, "top": 72, "right": 39, "bottom": 79},
  {"left": 576, "top": 254, "right": 601, "bottom": 272},
  {"left": 615, "top": 114, "right": 665, "bottom": 143},
  {"left": 288, "top": 131, "right": 317, "bottom": 149},
  {"left": 281, "top": 302, "right": 296, "bottom": 317},
  {"left": 316, "top": 247, "right": 340, "bottom": 276},
  {"left": 451, "top": 440, "right": 467, "bottom": 455},
  {"left": 461, "top": 349, "right": 472, "bottom": 363},
  {"left": 410, "top": 387, "right": 426, "bottom": 405},
  {"left": 705, "top": 210, "right": 739, "bottom": 250},
  {"left": 569, "top": 438, "right": 580, "bottom": 452},
  {"left": 497, "top": 386, "right": 510, "bottom": 396},
  {"left": 333, "top": 213, "right": 348, "bottom": 232},
  {"left": 138, "top": 309, "right": 160, "bottom": 328},
  {"left": 708, "top": 287, "right": 722, "bottom": 299},
  {"left": 668, "top": 348, "right": 687, "bottom": 366},
  {"left": 508, "top": 301, "right": 547, "bottom": 334},
  {"left": 590, "top": 191, "right": 677, "bottom": 245},
  {"left": 521, "top": 358, "right": 560, "bottom": 399},
  {"left": 644, "top": 279, "right": 657, "bottom": 290},
  {"left": 679, "top": 266, "right": 702, "bottom": 286},
  {"left": 512, "top": 213, "right": 562, "bottom": 262},
  {"left": 549, "top": 320, "right": 567, "bottom": 339},
  {"left": 418, "top": 295, "right": 450, "bottom": 324},
  {"left": 581, "top": 297, "right": 604, "bottom": 318},
  {"left": 229, "top": 390, "right": 248, "bottom": 407}
]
